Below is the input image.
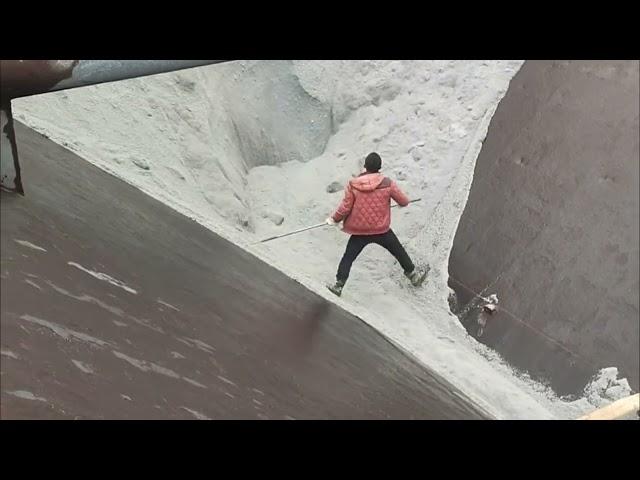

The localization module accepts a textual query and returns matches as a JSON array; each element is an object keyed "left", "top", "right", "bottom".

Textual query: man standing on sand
[{"left": 325, "top": 152, "right": 428, "bottom": 297}]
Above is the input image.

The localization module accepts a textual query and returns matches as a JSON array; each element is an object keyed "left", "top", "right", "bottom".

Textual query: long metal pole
[{"left": 256, "top": 198, "right": 422, "bottom": 244}]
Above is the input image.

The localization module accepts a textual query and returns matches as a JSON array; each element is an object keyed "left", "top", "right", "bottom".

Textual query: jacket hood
[{"left": 349, "top": 173, "right": 386, "bottom": 192}]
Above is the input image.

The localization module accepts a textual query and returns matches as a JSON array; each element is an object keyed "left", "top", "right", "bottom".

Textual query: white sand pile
[{"left": 14, "top": 60, "right": 633, "bottom": 419}]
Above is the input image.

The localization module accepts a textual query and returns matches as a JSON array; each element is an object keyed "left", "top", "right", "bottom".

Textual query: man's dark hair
[{"left": 364, "top": 152, "right": 382, "bottom": 173}]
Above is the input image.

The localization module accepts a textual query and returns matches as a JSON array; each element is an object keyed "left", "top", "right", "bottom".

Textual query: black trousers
[{"left": 336, "top": 229, "right": 415, "bottom": 282}]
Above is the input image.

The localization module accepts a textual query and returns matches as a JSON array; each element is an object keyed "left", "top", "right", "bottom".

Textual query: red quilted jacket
[{"left": 331, "top": 172, "right": 409, "bottom": 235}]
